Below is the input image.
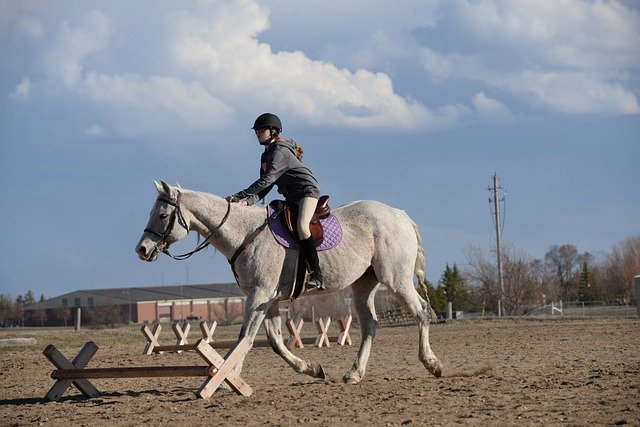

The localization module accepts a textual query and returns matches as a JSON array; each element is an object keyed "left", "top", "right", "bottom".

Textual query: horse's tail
[{"left": 410, "top": 218, "right": 439, "bottom": 322}]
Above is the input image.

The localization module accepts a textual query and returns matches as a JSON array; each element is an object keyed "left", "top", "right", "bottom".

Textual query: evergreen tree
[
  {"left": 440, "top": 264, "right": 468, "bottom": 312},
  {"left": 24, "top": 290, "right": 36, "bottom": 305},
  {"left": 578, "top": 261, "right": 599, "bottom": 302},
  {"left": 426, "top": 281, "right": 447, "bottom": 313}
]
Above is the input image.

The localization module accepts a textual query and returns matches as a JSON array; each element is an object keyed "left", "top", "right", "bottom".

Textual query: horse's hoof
[
  {"left": 315, "top": 363, "right": 326, "bottom": 380},
  {"left": 428, "top": 360, "right": 443, "bottom": 378},
  {"left": 342, "top": 371, "right": 361, "bottom": 385}
]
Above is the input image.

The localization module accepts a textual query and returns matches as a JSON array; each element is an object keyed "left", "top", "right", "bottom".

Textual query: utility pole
[{"left": 488, "top": 173, "right": 505, "bottom": 317}]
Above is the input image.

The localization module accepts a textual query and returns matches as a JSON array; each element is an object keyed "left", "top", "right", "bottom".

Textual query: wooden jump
[
  {"left": 142, "top": 316, "right": 353, "bottom": 355},
  {"left": 44, "top": 338, "right": 253, "bottom": 401}
]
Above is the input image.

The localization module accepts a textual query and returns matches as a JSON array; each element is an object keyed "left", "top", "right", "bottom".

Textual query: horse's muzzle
[{"left": 136, "top": 242, "right": 160, "bottom": 262}]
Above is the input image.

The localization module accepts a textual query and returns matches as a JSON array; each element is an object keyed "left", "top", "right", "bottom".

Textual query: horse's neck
[{"left": 181, "top": 190, "right": 264, "bottom": 259}]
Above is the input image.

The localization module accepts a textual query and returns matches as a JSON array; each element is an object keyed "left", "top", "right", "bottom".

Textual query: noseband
[{"left": 144, "top": 191, "right": 231, "bottom": 260}]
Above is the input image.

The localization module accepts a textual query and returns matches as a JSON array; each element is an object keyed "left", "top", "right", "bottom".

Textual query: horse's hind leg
[
  {"left": 343, "top": 269, "right": 379, "bottom": 385},
  {"left": 263, "top": 304, "right": 326, "bottom": 379},
  {"left": 392, "top": 286, "right": 443, "bottom": 378}
]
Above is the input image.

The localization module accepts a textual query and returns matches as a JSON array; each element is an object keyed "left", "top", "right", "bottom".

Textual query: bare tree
[
  {"left": 543, "top": 244, "right": 588, "bottom": 301},
  {"left": 464, "top": 242, "right": 544, "bottom": 316},
  {"left": 54, "top": 307, "right": 71, "bottom": 326},
  {"left": 601, "top": 235, "right": 640, "bottom": 302}
]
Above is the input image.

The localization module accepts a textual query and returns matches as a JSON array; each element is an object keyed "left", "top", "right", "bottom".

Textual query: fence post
[
  {"left": 74, "top": 307, "right": 81, "bottom": 331},
  {"left": 447, "top": 302, "right": 453, "bottom": 320},
  {"left": 635, "top": 275, "right": 640, "bottom": 318}
]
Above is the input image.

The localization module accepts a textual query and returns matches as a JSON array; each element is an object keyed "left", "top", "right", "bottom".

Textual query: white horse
[{"left": 135, "top": 181, "right": 442, "bottom": 385}]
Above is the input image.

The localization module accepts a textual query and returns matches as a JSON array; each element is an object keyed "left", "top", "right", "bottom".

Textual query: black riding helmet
[{"left": 252, "top": 113, "right": 282, "bottom": 132}]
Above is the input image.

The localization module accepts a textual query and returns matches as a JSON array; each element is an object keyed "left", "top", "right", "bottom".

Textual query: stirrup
[{"left": 305, "top": 272, "right": 325, "bottom": 291}]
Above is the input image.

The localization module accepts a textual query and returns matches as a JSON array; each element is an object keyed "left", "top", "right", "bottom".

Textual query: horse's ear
[
  {"left": 160, "top": 180, "right": 172, "bottom": 195},
  {"left": 154, "top": 180, "right": 171, "bottom": 195}
]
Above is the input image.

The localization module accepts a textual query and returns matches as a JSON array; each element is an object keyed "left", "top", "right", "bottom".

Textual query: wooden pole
[
  {"left": 52, "top": 365, "right": 216, "bottom": 380},
  {"left": 74, "top": 307, "right": 81, "bottom": 331}
]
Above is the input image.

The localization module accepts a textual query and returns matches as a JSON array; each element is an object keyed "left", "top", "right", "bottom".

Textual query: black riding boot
[{"left": 299, "top": 236, "right": 324, "bottom": 290}]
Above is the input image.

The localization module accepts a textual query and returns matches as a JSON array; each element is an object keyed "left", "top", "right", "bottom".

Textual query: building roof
[{"left": 24, "top": 283, "right": 245, "bottom": 310}]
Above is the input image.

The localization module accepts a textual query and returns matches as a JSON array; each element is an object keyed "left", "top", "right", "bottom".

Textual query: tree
[
  {"left": 440, "top": 264, "right": 468, "bottom": 312},
  {"left": 578, "top": 261, "right": 600, "bottom": 303},
  {"left": 423, "top": 281, "right": 446, "bottom": 313},
  {"left": 464, "top": 242, "right": 543, "bottom": 316},
  {"left": 14, "top": 295, "right": 25, "bottom": 327},
  {"left": 601, "top": 235, "right": 640, "bottom": 302},
  {"left": 544, "top": 244, "right": 589, "bottom": 302},
  {"left": 53, "top": 307, "right": 71, "bottom": 326},
  {"left": 24, "top": 290, "right": 36, "bottom": 305},
  {"left": 0, "top": 294, "right": 13, "bottom": 326}
]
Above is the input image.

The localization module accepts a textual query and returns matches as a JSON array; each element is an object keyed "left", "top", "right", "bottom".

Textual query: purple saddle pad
[{"left": 267, "top": 201, "right": 343, "bottom": 250}]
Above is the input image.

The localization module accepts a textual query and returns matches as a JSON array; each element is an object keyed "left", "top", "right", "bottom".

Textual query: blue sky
[{"left": 1, "top": 0, "right": 639, "bottom": 299}]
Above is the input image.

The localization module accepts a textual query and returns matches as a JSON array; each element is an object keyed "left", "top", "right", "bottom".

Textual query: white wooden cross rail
[
  {"left": 172, "top": 321, "right": 190, "bottom": 353},
  {"left": 43, "top": 338, "right": 253, "bottom": 401},
  {"left": 141, "top": 323, "right": 163, "bottom": 355},
  {"left": 142, "top": 317, "right": 352, "bottom": 354},
  {"left": 199, "top": 320, "right": 217, "bottom": 343},
  {"left": 314, "top": 317, "right": 331, "bottom": 347},
  {"left": 337, "top": 315, "right": 353, "bottom": 346},
  {"left": 285, "top": 315, "right": 353, "bottom": 349}
]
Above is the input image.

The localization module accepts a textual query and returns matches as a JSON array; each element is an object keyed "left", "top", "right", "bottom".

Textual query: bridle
[{"left": 144, "top": 191, "right": 231, "bottom": 261}]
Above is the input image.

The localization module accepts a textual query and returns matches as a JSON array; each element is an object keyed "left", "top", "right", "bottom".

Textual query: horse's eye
[{"left": 159, "top": 213, "right": 168, "bottom": 220}]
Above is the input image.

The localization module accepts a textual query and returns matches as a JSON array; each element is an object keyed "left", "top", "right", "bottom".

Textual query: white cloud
[
  {"left": 167, "top": 3, "right": 437, "bottom": 131},
  {"left": 83, "top": 72, "right": 233, "bottom": 130},
  {"left": 46, "top": 10, "right": 113, "bottom": 87},
  {"left": 9, "top": 76, "right": 32, "bottom": 100},
  {"left": 418, "top": 0, "right": 640, "bottom": 115},
  {"left": 6, "top": 0, "right": 639, "bottom": 142},
  {"left": 85, "top": 124, "right": 105, "bottom": 136},
  {"left": 508, "top": 71, "right": 639, "bottom": 115},
  {"left": 472, "top": 92, "right": 517, "bottom": 125},
  {"left": 16, "top": 15, "right": 44, "bottom": 39},
  {"left": 85, "top": 124, "right": 104, "bottom": 137}
]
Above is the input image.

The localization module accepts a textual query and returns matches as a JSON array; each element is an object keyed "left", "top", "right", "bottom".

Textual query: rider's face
[{"left": 254, "top": 127, "right": 272, "bottom": 144}]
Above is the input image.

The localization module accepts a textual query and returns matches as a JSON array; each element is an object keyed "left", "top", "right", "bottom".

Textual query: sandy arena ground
[{"left": 1, "top": 317, "right": 638, "bottom": 426}]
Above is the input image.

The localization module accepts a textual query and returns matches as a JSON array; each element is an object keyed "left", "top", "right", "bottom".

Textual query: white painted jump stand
[
  {"left": 200, "top": 320, "right": 217, "bottom": 343},
  {"left": 314, "top": 317, "right": 331, "bottom": 347},
  {"left": 142, "top": 320, "right": 214, "bottom": 354},
  {"left": 43, "top": 338, "right": 253, "bottom": 401},
  {"left": 285, "top": 315, "right": 352, "bottom": 349},
  {"left": 141, "top": 323, "right": 163, "bottom": 355},
  {"left": 337, "top": 315, "right": 353, "bottom": 346},
  {"left": 285, "top": 318, "right": 306, "bottom": 349},
  {"left": 142, "top": 317, "right": 352, "bottom": 354},
  {"left": 172, "top": 321, "right": 190, "bottom": 353},
  {"left": 551, "top": 301, "right": 563, "bottom": 316}
]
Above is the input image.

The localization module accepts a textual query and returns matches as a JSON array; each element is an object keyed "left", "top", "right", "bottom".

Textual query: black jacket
[{"left": 233, "top": 138, "right": 320, "bottom": 206}]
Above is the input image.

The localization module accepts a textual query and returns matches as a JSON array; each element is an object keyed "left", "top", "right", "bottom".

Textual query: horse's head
[{"left": 135, "top": 180, "right": 190, "bottom": 262}]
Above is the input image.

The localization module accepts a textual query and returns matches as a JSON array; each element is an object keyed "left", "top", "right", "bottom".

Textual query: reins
[
  {"left": 148, "top": 191, "right": 283, "bottom": 282},
  {"left": 146, "top": 192, "right": 231, "bottom": 261},
  {"left": 227, "top": 205, "right": 285, "bottom": 282}
]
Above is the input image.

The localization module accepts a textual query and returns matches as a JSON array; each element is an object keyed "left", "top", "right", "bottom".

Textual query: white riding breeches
[{"left": 296, "top": 197, "right": 318, "bottom": 240}]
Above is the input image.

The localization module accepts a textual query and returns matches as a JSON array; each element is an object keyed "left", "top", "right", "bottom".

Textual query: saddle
[{"left": 283, "top": 195, "right": 331, "bottom": 245}]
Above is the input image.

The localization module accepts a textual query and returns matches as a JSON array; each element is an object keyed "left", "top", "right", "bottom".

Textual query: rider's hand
[{"left": 225, "top": 195, "right": 237, "bottom": 203}]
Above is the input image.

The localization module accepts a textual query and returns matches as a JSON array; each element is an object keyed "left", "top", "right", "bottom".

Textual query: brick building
[{"left": 23, "top": 283, "right": 246, "bottom": 327}]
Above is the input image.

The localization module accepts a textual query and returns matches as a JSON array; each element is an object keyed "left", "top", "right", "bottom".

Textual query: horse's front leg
[
  {"left": 232, "top": 285, "right": 273, "bottom": 375},
  {"left": 263, "top": 304, "right": 326, "bottom": 379}
]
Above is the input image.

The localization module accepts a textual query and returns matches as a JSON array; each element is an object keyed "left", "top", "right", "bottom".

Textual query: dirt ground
[{"left": 1, "top": 317, "right": 638, "bottom": 426}]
